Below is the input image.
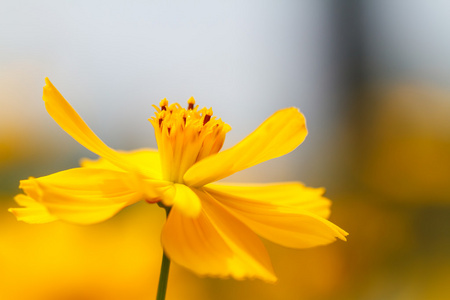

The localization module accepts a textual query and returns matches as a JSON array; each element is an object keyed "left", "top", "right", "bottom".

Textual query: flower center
[{"left": 149, "top": 97, "right": 231, "bottom": 183}]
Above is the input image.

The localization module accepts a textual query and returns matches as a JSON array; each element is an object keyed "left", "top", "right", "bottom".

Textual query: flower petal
[
  {"left": 80, "top": 148, "right": 163, "bottom": 180},
  {"left": 159, "top": 184, "right": 202, "bottom": 217},
  {"left": 184, "top": 108, "right": 307, "bottom": 187},
  {"left": 43, "top": 78, "right": 136, "bottom": 172},
  {"left": 9, "top": 194, "right": 58, "bottom": 224},
  {"left": 206, "top": 182, "right": 332, "bottom": 218},
  {"left": 161, "top": 189, "right": 276, "bottom": 282},
  {"left": 16, "top": 168, "right": 145, "bottom": 224},
  {"left": 204, "top": 183, "right": 348, "bottom": 249}
]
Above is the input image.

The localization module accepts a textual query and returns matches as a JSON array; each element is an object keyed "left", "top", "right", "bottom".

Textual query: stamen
[
  {"left": 160, "top": 98, "right": 168, "bottom": 111},
  {"left": 182, "top": 110, "right": 187, "bottom": 125},
  {"left": 149, "top": 98, "right": 230, "bottom": 182},
  {"left": 203, "top": 108, "right": 213, "bottom": 125},
  {"left": 203, "top": 115, "right": 211, "bottom": 125},
  {"left": 158, "top": 111, "right": 166, "bottom": 127},
  {"left": 187, "top": 97, "right": 195, "bottom": 110},
  {"left": 168, "top": 103, "right": 178, "bottom": 114}
]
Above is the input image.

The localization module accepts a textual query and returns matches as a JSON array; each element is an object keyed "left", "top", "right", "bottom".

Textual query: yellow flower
[{"left": 10, "top": 78, "right": 348, "bottom": 282}]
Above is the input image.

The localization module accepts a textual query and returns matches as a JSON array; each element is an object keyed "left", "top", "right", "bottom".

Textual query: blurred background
[{"left": 1, "top": 1, "right": 449, "bottom": 299}]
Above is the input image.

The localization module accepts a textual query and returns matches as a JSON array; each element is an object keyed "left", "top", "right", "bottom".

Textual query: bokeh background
[{"left": 1, "top": 1, "right": 450, "bottom": 299}]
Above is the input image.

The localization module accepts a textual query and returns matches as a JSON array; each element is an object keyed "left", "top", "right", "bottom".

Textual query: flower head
[
  {"left": 10, "top": 78, "right": 348, "bottom": 282},
  {"left": 149, "top": 97, "right": 230, "bottom": 183}
]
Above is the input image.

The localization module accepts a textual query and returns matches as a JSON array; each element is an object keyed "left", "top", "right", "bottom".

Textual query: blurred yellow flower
[
  {"left": 0, "top": 200, "right": 205, "bottom": 300},
  {"left": 10, "top": 78, "right": 347, "bottom": 282}
]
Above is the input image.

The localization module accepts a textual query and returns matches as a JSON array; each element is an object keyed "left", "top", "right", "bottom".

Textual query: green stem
[
  {"left": 156, "top": 207, "right": 171, "bottom": 300},
  {"left": 156, "top": 251, "right": 171, "bottom": 300}
]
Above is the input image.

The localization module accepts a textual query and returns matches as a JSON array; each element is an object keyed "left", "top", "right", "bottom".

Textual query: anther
[
  {"left": 159, "top": 98, "right": 168, "bottom": 111},
  {"left": 203, "top": 115, "right": 211, "bottom": 125},
  {"left": 158, "top": 111, "right": 166, "bottom": 127},
  {"left": 182, "top": 111, "right": 187, "bottom": 125},
  {"left": 168, "top": 103, "right": 177, "bottom": 114},
  {"left": 187, "top": 97, "right": 195, "bottom": 110},
  {"left": 203, "top": 108, "right": 213, "bottom": 125}
]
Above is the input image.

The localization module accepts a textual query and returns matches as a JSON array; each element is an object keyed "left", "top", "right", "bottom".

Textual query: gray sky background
[{"left": 2, "top": 0, "right": 450, "bottom": 184}]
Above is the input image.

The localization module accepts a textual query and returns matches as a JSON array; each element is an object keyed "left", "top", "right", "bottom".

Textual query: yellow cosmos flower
[{"left": 10, "top": 78, "right": 348, "bottom": 282}]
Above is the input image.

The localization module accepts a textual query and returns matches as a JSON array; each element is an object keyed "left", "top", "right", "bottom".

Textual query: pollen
[{"left": 149, "top": 98, "right": 231, "bottom": 183}]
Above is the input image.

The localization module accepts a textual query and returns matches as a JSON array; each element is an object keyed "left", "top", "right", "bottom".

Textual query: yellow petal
[
  {"left": 17, "top": 168, "right": 145, "bottom": 224},
  {"left": 80, "top": 148, "right": 163, "bottom": 180},
  {"left": 204, "top": 183, "right": 348, "bottom": 249},
  {"left": 43, "top": 78, "right": 136, "bottom": 172},
  {"left": 184, "top": 108, "right": 307, "bottom": 187},
  {"left": 161, "top": 190, "right": 276, "bottom": 282},
  {"left": 9, "top": 194, "right": 58, "bottom": 224},
  {"left": 160, "top": 184, "right": 202, "bottom": 217},
  {"left": 206, "top": 182, "right": 332, "bottom": 218}
]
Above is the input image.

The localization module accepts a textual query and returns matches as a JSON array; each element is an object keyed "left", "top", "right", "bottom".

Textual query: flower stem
[
  {"left": 156, "top": 207, "right": 171, "bottom": 300},
  {"left": 156, "top": 251, "right": 171, "bottom": 300}
]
